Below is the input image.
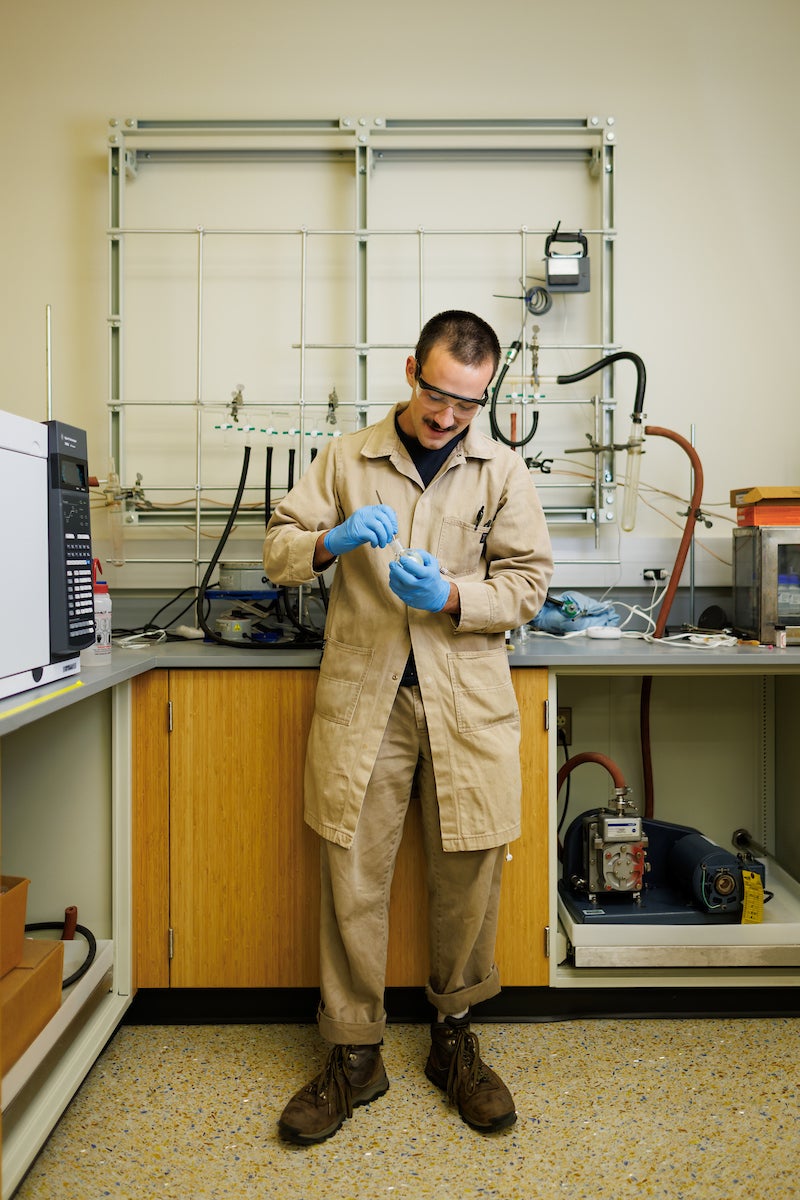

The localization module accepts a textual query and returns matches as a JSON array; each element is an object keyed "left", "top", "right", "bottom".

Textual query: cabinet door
[
  {"left": 166, "top": 669, "right": 438, "bottom": 988},
  {"left": 498, "top": 667, "right": 549, "bottom": 985},
  {"left": 168, "top": 669, "right": 319, "bottom": 987},
  {"left": 135, "top": 666, "right": 548, "bottom": 989}
]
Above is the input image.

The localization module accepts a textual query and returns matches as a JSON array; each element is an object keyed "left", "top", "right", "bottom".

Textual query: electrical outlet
[
  {"left": 643, "top": 567, "right": 667, "bottom": 582},
  {"left": 556, "top": 706, "right": 572, "bottom": 744}
]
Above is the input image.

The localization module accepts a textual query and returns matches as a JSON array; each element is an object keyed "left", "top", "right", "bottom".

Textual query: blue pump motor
[{"left": 668, "top": 833, "right": 765, "bottom": 913}]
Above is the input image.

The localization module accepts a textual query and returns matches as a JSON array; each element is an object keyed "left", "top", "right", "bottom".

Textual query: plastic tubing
[
  {"left": 556, "top": 752, "right": 629, "bottom": 859},
  {"left": 556, "top": 351, "right": 646, "bottom": 415},
  {"left": 639, "top": 424, "right": 705, "bottom": 818},
  {"left": 643, "top": 426, "right": 704, "bottom": 640},
  {"left": 489, "top": 339, "right": 540, "bottom": 449},
  {"left": 197, "top": 445, "right": 321, "bottom": 650},
  {"left": 264, "top": 445, "right": 273, "bottom": 528},
  {"left": 557, "top": 351, "right": 647, "bottom": 529},
  {"left": 25, "top": 918, "right": 97, "bottom": 989},
  {"left": 556, "top": 750, "right": 628, "bottom": 797}
]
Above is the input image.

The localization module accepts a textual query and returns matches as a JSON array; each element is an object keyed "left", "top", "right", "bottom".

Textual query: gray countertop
[
  {"left": 508, "top": 633, "right": 800, "bottom": 672},
  {"left": 2, "top": 635, "right": 799, "bottom": 735}
]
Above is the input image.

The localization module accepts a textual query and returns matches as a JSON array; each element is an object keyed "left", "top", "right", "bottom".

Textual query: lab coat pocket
[
  {"left": 315, "top": 638, "right": 374, "bottom": 726},
  {"left": 435, "top": 516, "right": 484, "bottom": 578},
  {"left": 447, "top": 648, "right": 519, "bottom": 733}
]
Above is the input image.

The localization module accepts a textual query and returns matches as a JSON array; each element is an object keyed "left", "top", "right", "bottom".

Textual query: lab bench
[{"left": 1, "top": 638, "right": 799, "bottom": 1196}]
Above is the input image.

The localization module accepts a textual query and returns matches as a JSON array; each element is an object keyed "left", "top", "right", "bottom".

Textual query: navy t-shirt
[{"left": 394, "top": 416, "right": 468, "bottom": 685}]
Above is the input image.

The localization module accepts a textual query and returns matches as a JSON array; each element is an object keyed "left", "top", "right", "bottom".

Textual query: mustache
[{"left": 425, "top": 417, "right": 456, "bottom": 433}]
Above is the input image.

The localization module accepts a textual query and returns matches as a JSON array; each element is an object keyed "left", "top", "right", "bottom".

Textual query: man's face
[{"left": 397, "top": 344, "right": 495, "bottom": 450}]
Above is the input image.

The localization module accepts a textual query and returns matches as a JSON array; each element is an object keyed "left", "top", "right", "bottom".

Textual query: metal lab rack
[{"left": 107, "top": 115, "right": 620, "bottom": 585}]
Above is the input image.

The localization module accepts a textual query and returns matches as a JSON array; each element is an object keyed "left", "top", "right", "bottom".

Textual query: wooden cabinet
[{"left": 132, "top": 667, "right": 548, "bottom": 991}]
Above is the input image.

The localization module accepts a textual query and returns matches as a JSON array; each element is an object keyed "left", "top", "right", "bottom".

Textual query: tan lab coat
[{"left": 263, "top": 404, "right": 553, "bottom": 852}]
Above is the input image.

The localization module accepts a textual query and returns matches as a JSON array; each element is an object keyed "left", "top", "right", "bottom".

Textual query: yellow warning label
[{"left": 741, "top": 869, "right": 764, "bottom": 924}]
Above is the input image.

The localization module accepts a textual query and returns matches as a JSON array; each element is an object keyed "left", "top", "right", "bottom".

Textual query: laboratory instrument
[
  {"left": 544, "top": 225, "right": 590, "bottom": 293},
  {"left": 208, "top": 560, "right": 281, "bottom": 643},
  {"left": 732, "top": 525, "right": 800, "bottom": 645},
  {"left": 0, "top": 409, "right": 94, "bottom": 700},
  {"left": 561, "top": 812, "right": 767, "bottom": 923},
  {"left": 556, "top": 749, "right": 769, "bottom": 937},
  {"left": 46, "top": 421, "right": 95, "bottom": 658}
]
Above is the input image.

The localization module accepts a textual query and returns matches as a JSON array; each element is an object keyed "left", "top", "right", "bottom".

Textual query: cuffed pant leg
[
  {"left": 423, "top": 843, "right": 504, "bottom": 1015},
  {"left": 318, "top": 688, "right": 419, "bottom": 1046},
  {"left": 410, "top": 690, "right": 506, "bottom": 1015}
]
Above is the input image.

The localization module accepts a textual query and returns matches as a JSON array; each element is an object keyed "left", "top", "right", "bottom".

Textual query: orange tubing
[
  {"left": 643, "top": 426, "right": 704, "bottom": 640},
  {"left": 557, "top": 751, "right": 628, "bottom": 796},
  {"left": 556, "top": 752, "right": 629, "bottom": 858},
  {"left": 639, "top": 426, "right": 704, "bottom": 816}
]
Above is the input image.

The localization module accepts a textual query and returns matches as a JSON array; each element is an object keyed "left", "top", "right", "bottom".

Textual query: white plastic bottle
[{"left": 91, "top": 560, "right": 113, "bottom": 657}]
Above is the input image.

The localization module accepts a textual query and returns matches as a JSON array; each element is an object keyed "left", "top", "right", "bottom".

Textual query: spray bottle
[{"left": 90, "top": 558, "right": 113, "bottom": 657}]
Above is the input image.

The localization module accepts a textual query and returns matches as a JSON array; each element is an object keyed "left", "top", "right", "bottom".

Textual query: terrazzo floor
[{"left": 12, "top": 1017, "right": 800, "bottom": 1199}]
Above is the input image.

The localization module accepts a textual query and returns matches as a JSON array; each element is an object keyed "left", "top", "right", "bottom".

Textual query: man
[{"left": 263, "top": 309, "right": 553, "bottom": 1144}]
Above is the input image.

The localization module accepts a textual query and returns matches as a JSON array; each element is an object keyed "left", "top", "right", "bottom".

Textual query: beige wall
[{"left": 1, "top": 0, "right": 798, "bottom": 587}]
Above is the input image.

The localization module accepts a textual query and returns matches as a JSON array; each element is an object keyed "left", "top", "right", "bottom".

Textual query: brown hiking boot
[
  {"left": 425, "top": 1014, "right": 516, "bottom": 1132},
  {"left": 278, "top": 1043, "right": 389, "bottom": 1145}
]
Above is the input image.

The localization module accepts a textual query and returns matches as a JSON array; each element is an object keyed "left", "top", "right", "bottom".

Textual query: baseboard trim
[{"left": 123, "top": 985, "right": 800, "bottom": 1025}]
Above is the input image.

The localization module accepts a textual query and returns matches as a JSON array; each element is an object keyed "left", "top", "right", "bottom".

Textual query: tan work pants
[{"left": 317, "top": 685, "right": 505, "bottom": 1045}]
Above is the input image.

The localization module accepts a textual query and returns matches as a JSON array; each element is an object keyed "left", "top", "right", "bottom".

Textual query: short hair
[{"left": 414, "top": 310, "right": 501, "bottom": 376}]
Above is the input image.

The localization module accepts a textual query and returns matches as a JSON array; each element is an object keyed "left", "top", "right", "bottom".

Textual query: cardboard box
[
  {"left": 0, "top": 938, "right": 64, "bottom": 1075},
  {"left": 0, "top": 876, "right": 30, "bottom": 978},
  {"left": 730, "top": 486, "right": 800, "bottom": 508},
  {"left": 737, "top": 504, "right": 800, "bottom": 527}
]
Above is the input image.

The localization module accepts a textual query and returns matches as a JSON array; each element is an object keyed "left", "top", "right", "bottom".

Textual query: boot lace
[
  {"left": 445, "top": 1028, "right": 492, "bottom": 1103},
  {"left": 306, "top": 1045, "right": 354, "bottom": 1118}
]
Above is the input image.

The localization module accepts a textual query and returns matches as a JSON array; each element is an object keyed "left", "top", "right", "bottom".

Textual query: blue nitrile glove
[
  {"left": 531, "top": 590, "right": 621, "bottom": 634},
  {"left": 389, "top": 548, "right": 451, "bottom": 612},
  {"left": 323, "top": 504, "right": 398, "bottom": 557}
]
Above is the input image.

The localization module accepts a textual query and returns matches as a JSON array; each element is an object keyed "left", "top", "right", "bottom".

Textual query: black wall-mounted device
[{"left": 47, "top": 420, "right": 95, "bottom": 657}]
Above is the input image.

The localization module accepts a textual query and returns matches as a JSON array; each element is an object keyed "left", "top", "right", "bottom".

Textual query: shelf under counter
[
  {"left": 558, "top": 859, "right": 800, "bottom": 973},
  {"left": 1, "top": 941, "right": 133, "bottom": 1199}
]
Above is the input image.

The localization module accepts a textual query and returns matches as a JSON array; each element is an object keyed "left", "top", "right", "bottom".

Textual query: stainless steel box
[{"left": 733, "top": 525, "right": 800, "bottom": 644}]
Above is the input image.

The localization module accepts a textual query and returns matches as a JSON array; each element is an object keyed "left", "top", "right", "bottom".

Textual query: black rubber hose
[
  {"left": 198, "top": 445, "right": 322, "bottom": 650},
  {"left": 264, "top": 445, "right": 273, "bottom": 528},
  {"left": 196, "top": 445, "right": 251, "bottom": 645},
  {"left": 25, "top": 922, "right": 97, "bottom": 989},
  {"left": 557, "top": 350, "right": 646, "bottom": 416},
  {"left": 489, "top": 343, "right": 540, "bottom": 449}
]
